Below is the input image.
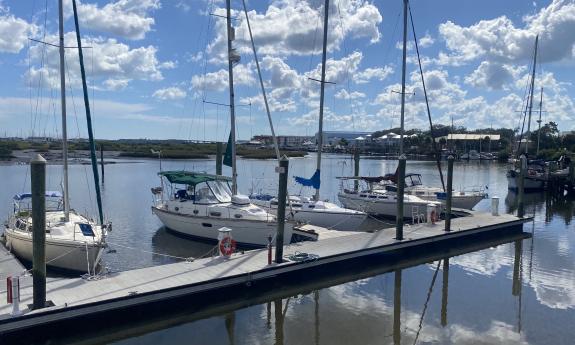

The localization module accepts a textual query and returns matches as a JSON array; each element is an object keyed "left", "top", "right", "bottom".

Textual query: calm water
[{"left": 1, "top": 154, "right": 574, "bottom": 344}]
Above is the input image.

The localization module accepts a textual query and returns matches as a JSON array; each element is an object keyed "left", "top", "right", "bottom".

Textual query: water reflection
[{"left": 505, "top": 191, "right": 575, "bottom": 225}]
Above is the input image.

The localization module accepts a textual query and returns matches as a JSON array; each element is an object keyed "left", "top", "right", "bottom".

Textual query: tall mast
[
  {"left": 536, "top": 87, "right": 543, "bottom": 156},
  {"left": 399, "top": 0, "right": 408, "bottom": 155},
  {"left": 314, "top": 0, "right": 330, "bottom": 202},
  {"left": 71, "top": 0, "right": 104, "bottom": 225},
  {"left": 58, "top": 0, "right": 70, "bottom": 221},
  {"left": 225, "top": 0, "right": 238, "bottom": 194},
  {"left": 525, "top": 35, "right": 538, "bottom": 155}
]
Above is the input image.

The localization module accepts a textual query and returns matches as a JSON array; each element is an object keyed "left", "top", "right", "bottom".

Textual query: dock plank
[{"left": 0, "top": 211, "right": 528, "bottom": 330}]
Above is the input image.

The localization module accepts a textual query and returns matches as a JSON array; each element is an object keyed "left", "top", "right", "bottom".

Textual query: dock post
[
  {"left": 393, "top": 269, "right": 402, "bottom": 345},
  {"left": 491, "top": 196, "right": 499, "bottom": 216},
  {"left": 275, "top": 156, "right": 289, "bottom": 263},
  {"left": 512, "top": 240, "right": 523, "bottom": 296},
  {"left": 216, "top": 142, "right": 223, "bottom": 175},
  {"left": 445, "top": 156, "right": 454, "bottom": 232},
  {"left": 31, "top": 154, "right": 47, "bottom": 310},
  {"left": 441, "top": 258, "right": 449, "bottom": 327},
  {"left": 518, "top": 155, "right": 526, "bottom": 218},
  {"left": 395, "top": 155, "right": 406, "bottom": 240},
  {"left": 353, "top": 149, "right": 360, "bottom": 191},
  {"left": 100, "top": 144, "right": 104, "bottom": 184}
]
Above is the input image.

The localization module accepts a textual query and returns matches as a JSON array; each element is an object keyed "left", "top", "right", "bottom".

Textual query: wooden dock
[
  {"left": 0, "top": 239, "right": 26, "bottom": 284},
  {"left": 0, "top": 211, "right": 529, "bottom": 337}
]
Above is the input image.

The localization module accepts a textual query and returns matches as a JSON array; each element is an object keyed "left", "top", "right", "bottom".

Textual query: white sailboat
[
  {"left": 338, "top": 0, "right": 443, "bottom": 219},
  {"left": 151, "top": 0, "right": 294, "bottom": 247},
  {"left": 250, "top": 0, "right": 367, "bottom": 230},
  {"left": 4, "top": 0, "right": 108, "bottom": 274},
  {"left": 507, "top": 35, "right": 546, "bottom": 191}
]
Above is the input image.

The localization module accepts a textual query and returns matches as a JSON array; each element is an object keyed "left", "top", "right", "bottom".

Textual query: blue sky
[{"left": 0, "top": 0, "right": 573, "bottom": 140}]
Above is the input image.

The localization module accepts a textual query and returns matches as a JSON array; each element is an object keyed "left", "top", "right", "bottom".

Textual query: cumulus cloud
[
  {"left": 191, "top": 63, "right": 255, "bottom": 93},
  {"left": 464, "top": 61, "right": 523, "bottom": 90},
  {"left": 335, "top": 89, "right": 366, "bottom": 100},
  {"left": 206, "top": 0, "right": 382, "bottom": 62},
  {"left": 66, "top": 0, "right": 161, "bottom": 40},
  {"left": 153, "top": 86, "right": 187, "bottom": 100},
  {"left": 0, "top": 10, "right": 37, "bottom": 53},
  {"left": 354, "top": 66, "right": 393, "bottom": 84},
  {"left": 438, "top": 0, "right": 575, "bottom": 64},
  {"left": 26, "top": 33, "right": 171, "bottom": 90}
]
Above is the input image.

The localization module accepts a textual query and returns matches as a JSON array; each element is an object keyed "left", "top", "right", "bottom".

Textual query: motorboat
[{"left": 152, "top": 171, "right": 293, "bottom": 247}]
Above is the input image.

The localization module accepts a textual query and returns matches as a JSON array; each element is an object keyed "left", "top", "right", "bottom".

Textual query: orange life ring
[{"left": 219, "top": 237, "right": 236, "bottom": 256}]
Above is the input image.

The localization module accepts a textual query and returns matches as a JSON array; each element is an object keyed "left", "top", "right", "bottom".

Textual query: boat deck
[{"left": 0, "top": 211, "right": 529, "bottom": 334}]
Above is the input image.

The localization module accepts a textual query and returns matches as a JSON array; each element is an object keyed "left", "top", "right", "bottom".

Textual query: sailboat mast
[
  {"left": 525, "top": 35, "right": 539, "bottom": 155},
  {"left": 58, "top": 0, "right": 70, "bottom": 221},
  {"left": 314, "top": 0, "right": 330, "bottom": 202},
  {"left": 71, "top": 0, "right": 104, "bottom": 225},
  {"left": 399, "top": 0, "right": 408, "bottom": 155},
  {"left": 225, "top": 0, "right": 238, "bottom": 195},
  {"left": 536, "top": 87, "right": 543, "bottom": 156}
]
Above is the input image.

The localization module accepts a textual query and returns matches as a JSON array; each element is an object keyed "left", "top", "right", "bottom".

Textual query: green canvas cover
[{"left": 158, "top": 171, "right": 231, "bottom": 186}]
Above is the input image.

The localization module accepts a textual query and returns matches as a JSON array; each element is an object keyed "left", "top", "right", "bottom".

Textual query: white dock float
[{"left": 0, "top": 211, "right": 529, "bottom": 334}]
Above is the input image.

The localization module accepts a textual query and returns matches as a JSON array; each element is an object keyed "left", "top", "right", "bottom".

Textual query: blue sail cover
[
  {"left": 294, "top": 169, "right": 321, "bottom": 189},
  {"left": 13, "top": 191, "right": 63, "bottom": 200}
]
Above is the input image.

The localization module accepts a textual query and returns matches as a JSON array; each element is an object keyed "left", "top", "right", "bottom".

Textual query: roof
[
  {"left": 14, "top": 191, "right": 62, "bottom": 200},
  {"left": 159, "top": 171, "right": 231, "bottom": 185}
]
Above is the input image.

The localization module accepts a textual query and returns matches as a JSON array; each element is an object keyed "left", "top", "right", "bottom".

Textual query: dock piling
[
  {"left": 216, "top": 142, "right": 223, "bottom": 176},
  {"left": 491, "top": 196, "right": 499, "bottom": 216},
  {"left": 445, "top": 156, "right": 454, "bottom": 232},
  {"left": 395, "top": 155, "right": 406, "bottom": 240},
  {"left": 353, "top": 149, "right": 360, "bottom": 191},
  {"left": 31, "top": 154, "right": 47, "bottom": 310},
  {"left": 275, "top": 156, "right": 289, "bottom": 263},
  {"left": 518, "top": 155, "right": 526, "bottom": 218}
]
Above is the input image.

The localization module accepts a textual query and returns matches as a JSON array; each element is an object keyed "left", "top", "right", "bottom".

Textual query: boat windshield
[
  {"left": 206, "top": 180, "right": 233, "bottom": 203},
  {"left": 406, "top": 174, "right": 423, "bottom": 187}
]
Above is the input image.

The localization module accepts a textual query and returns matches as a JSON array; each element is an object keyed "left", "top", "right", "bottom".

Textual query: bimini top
[
  {"left": 159, "top": 171, "right": 232, "bottom": 186},
  {"left": 14, "top": 191, "right": 63, "bottom": 200}
]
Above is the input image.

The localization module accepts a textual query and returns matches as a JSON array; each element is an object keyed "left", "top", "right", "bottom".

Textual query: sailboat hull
[
  {"left": 152, "top": 206, "right": 293, "bottom": 247},
  {"left": 4, "top": 229, "right": 103, "bottom": 273},
  {"left": 338, "top": 193, "right": 435, "bottom": 219}
]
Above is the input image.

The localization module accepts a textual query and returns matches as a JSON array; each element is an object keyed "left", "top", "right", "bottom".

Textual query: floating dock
[{"left": 0, "top": 211, "right": 529, "bottom": 338}]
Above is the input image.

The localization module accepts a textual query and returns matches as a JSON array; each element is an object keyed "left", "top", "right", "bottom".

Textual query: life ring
[{"left": 219, "top": 237, "right": 236, "bottom": 256}]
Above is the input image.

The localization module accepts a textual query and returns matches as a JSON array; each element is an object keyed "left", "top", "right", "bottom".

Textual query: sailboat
[
  {"left": 251, "top": 0, "right": 367, "bottom": 231},
  {"left": 151, "top": 0, "right": 294, "bottom": 247},
  {"left": 507, "top": 35, "right": 546, "bottom": 191},
  {"left": 338, "top": 0, "right": 441, "bottom": 218},
  {"left": 4, "top": 0, "right": 108, "bottom": 274}
]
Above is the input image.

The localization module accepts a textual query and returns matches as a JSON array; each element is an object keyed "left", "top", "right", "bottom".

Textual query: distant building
[
  {"left": 251, "top": 135, "right": 313, "bottom": 148},
  {"left": 316, "top": 131, "right": 372, "bottom": 146}
]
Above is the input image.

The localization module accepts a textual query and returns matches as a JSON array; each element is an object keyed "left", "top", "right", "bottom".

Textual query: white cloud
[
  {"left": 66, "top": 0, "right": 161, "bottom": 40},
  {"left": 438, "top": 0, "right": 575, "bottom": 64},
  {"left": 206, "top": 0, "right": 382, "bottom": 62},
  {"left": 464, "top": 61, "right": 523, "bottom": 90},
  {"left": 153, "top": 86, "right": 187, "bottom": 100},
  {"left": 26, "top": 33, "right": 169, "bottom": 90},
  {"left": 335, "top": 89, "right": 365, "bottom": 100},
  {"left": 0, "top": 10, "right": 37, "bottom": 53},
  {"left": 354, "top": 66, "right": 393, "bottom": 84},
  {"left": 191, "top": 63, "right": 255, "bottom": 93}
]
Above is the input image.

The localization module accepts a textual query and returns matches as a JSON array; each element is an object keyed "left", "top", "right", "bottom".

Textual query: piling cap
[
  {"left": 31, "top": 154, "right": 46, "bottom": 164},
  {"left": 447, "top": 155, "right": 455, "bottom": 160},
  {"left": 399, "top": 154, "right": 407, "bottom": 160}
]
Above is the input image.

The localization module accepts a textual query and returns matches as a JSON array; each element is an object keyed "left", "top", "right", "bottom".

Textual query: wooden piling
[
  {"left": 441, "top": 258, "right": 449, "bottom": 327},
  {"left": 445, "top": 156, "right": 454, "bottom": 232},
  {"left": 353, "top": 149, "right": 360, "bottom": 192},
  {"left": 396, "top": 155, "right": 406, "bottom": 240},
  {"left": 275, "top": 156, "right": 289, "bottom": 263},
  {"left": 31, "top": 154, "right": 46, "bottom": 310},
  {"left": 512, "top": 239, "right": 523, "bottom": 296},
  {"left": 216, "top": 142, "right": 223, "bottom": 176},
  {"left": 518, "top": 155, "right": 526, "bottom": 218}
]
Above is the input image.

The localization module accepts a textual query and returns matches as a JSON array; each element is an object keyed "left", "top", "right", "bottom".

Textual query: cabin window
[
  {"left": 234, "top": 214, "right": 242, "bottom": 219},
  {"left": 416, "top": 191, "right": 425, "bottom": 196},
  {"left": 292, "top": 204, "right": 302, "bottom": 208},
  {"left": 271, "top": 201, "right": 279, "bottom": 206},
  {"left": 202, "top": 223, "right": 212, "bottom": 227},
  {"left": 174, "top": 207, "right": 179, "bottom": 212},
  {"left": 360, "top": 194, "right": 367, "bottom": 198},
  {"left": 378, "top": 196, "right": 387, "bottom": 199},
  {"left": 308, "top": 205, "right": 315, "bottom": 209},
  {"left": 193, "top": 209, "right": 199, "bottom": 215},
  {"left": 368, "top": 195, "right": 377, "bottom": 199},
  {"left": 210, "top": 212, "right": 221, "bottom": 217}
]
